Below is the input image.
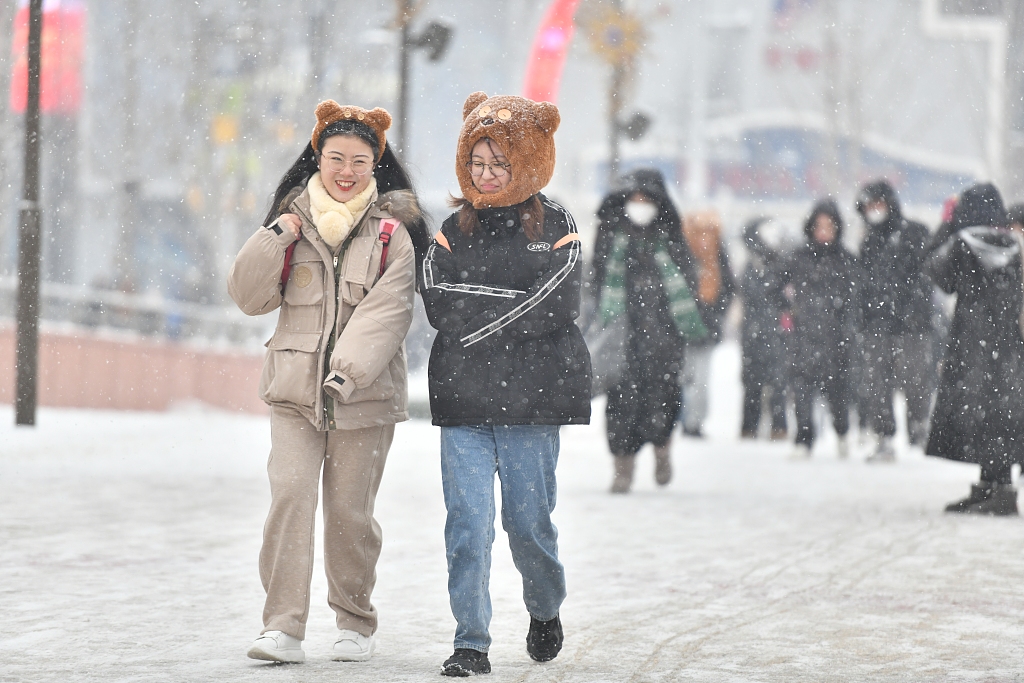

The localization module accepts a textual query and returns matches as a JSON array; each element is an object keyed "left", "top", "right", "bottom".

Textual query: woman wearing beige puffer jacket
[{"left": 228, "top": 101, "right": 429, "bottom": 665}]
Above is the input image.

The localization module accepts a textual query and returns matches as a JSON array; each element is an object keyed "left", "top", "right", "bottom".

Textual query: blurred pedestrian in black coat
[
  {"left": 738, "top": 218, "right": 789, "bottom": 440},
  {"left": 926, "top": 183, "right": 1024, "bottom": 516},
  {"left": 588, "top": 169, "right": 703, "bottom": 493},
  {"left": 854, "top": 180, "right": 936, "bottom": 461},
  {"left": 783, "top": 199, "right": 859, "bottom": 459}
]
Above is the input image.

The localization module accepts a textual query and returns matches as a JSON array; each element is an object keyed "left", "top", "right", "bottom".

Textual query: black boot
[
  {"left": 945, "top": 483, "right": 993, "bottom": 513},
  {"left": 441, "top": 649, "right": 491, "bottom": 676},
  {"left": 526, "top": 615, "right": 563, "bottom": 662},
  {"left": 964, "top": 483, "right": 1019, "bottom": 516}
]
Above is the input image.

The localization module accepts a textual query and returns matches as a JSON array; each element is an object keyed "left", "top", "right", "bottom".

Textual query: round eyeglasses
[
  {"left": 321, "top": 154, "right": 373, "bottom": 176},
  {"left": 467, "top": 160, "right": 511, "bottom": 177}
]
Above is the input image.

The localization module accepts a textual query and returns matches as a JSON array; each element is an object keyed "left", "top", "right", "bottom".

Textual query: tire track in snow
[{"left": 618, "top": 516, "right": 938, "bottom": 681}]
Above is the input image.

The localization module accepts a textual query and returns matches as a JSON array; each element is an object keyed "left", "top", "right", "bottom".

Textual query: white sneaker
[
  {"left": 247, "top": 630, "right": 305, "bottom": 663},
  {"left": 837, "top": 436, "right": 849, "bottom": 460},
  {"left": 332, "top": 629, "right": 375, "bottom": 662},
  {"left": 790, "top": 443, "right": 811, "bottom": 460}
]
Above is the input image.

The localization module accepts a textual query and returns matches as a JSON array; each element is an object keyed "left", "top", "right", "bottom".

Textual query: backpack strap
[
  {"left": 378, "top": 218, "right": 401, "bottom": 278},
  {"left": 280, "top": 241, "right": 298, "bottom": 289}
]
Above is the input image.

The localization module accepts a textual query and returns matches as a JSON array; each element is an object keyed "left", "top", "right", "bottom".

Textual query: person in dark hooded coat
[
  {"left": 739, "top": 217, "right": 789, "bottom": 439},
  {"left": 926, "top": 183, "right": 1024, "bottom": 516},
  {"left": 587, "top": 169, "right": 703, "bottom": 493},
  {"left": 783, "top": 199, "right": 859, "bottom": 458},
  {"left": 854, "top": 180, "right": 936, "bottom": 461}
]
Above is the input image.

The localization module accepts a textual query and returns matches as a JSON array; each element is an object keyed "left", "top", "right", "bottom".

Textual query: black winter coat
[
  {"left": 588, "top": 208, "right": 701, "bottom": 453},
  {"left": 740, "top": 249, "right": 788, "bottom": 380},
  {"left": 859, "top": 215, "right": 933, "bottom": 334},
  {"left": 925, "top": 226, "right": 1024, "bottom": 465},
  {"left": 783, "top": 243, "right": 860, "bottom": 381},
  {"left": 588, "top": 218, "right": 699, "bottom": 365},
  {"left": 421, "top": 194, "right": 592, "bottom": 426}
]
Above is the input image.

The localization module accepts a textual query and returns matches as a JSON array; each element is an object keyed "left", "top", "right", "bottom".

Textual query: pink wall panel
[{"left": 0, "top": 326, "right": 267, "bottom": 414}]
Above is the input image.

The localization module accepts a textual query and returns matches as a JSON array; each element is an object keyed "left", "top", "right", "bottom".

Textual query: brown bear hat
[
  {"left": 455, "top": 91, "right": 560, "bottom": 210},
  {"left": 311, "top": 100, "right": 392, "bottom": 161}
]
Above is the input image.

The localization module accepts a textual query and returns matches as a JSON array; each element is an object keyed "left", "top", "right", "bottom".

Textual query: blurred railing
[{"left": 0, "top": 275, "right": 274, "bottom": 348}]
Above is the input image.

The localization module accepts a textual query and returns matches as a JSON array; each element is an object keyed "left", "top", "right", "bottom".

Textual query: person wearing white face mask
[
  {"left": 625, "top": 198, "right": 659, "bottom": 226},
  {"left": 586, "top": 169, "right": 706, "bottom": 493},
  {"left": 854, "top": 180, "right": 936, "bottom": 463}
]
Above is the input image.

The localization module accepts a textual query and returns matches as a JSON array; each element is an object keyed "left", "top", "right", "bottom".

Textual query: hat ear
[
  {"left": 533, "top": 101, "right": 560, "bottom": 134},
  {"left": 315, "top": 99, "right": 343, "bottom": 123},
  {"left": 463, "top": 91, "right": 489, "bottom": 120},
  {"left": 367, "top": 107, "right": 392, "bottom": 132}
]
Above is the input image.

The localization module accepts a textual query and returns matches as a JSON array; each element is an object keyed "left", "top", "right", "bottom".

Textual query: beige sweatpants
[{"left": 260, "top": 405, "right": 395, "bottom": 640}]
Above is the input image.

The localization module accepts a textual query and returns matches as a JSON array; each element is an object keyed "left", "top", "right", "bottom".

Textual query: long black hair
[{"left": 262, "top": 120, "right": 430, "bottom": 270}]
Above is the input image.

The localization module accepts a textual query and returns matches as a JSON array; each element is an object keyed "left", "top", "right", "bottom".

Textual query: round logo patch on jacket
[
  {"left": 294, "top": 266, "right": 313, "bottom": 288},
  {"left": 527, "top": 241, "right": 551, "bottom": 252}
]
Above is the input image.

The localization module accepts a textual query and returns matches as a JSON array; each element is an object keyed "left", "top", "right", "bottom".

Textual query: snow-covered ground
[{"left": 3, "top": 343, "right": 1024, "bottom": 682}]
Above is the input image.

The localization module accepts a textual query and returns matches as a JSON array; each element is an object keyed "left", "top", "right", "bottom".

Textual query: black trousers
[
  {"left": 741, "top": 363, "right": 787, "bottom": 435},
  {"left": 606, "top": 365, "right": 682, "bottom": 455},
  {"left": 792, "top": 371, "right": 850, "bottom": 447},
  {"left": 861, "top": 330, "right": 935, "bottom": 443}
]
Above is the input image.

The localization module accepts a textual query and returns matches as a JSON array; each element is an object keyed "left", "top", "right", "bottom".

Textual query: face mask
[
  {"left": 865, "top": 207, "right": 889, "bottom": 226},
  {"left": 625, "top": 201, "right": 658, "bottom": 227}
]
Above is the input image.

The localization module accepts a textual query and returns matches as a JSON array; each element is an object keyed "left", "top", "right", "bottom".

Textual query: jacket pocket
[
  {"left": 279, "top": 260, "right": 325, "bottom": 333},
  {"left": 260, "top": 330, "right": 322, "bottom": 408},
  {"left": 341, "top": 234, "right": 379, "bottom": 306}
]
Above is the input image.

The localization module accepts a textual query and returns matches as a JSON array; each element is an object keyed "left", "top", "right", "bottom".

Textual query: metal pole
[
  {"left": 15, "top": 0, "right": 44, "bottom": 426},
  {"left": 608, "top": 62, "right": 624, "bottom": 184},
  {"left": 397, "top": 0, "right": 411, "bottom": 153},
  {"left": 1004, "top": 1, "right": 1024, "bottom": 200}
]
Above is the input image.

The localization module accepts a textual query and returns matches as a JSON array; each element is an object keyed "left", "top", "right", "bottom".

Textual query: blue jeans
[{"left": 440, "top": 425, "right": 566, "bottom": 652}]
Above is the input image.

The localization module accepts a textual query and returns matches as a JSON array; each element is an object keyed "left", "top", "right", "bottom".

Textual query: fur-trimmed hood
[{"left": 372, "top": 189, "right": 422, "bottom": 225}]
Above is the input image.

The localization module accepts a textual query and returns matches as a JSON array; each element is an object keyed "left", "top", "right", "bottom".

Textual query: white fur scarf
[{"left": 307, "top": 172, "right": 377, "bottom": 248}]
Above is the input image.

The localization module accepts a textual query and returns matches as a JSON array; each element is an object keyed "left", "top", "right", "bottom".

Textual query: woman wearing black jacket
[
  {"left": 421, "top": 93, "right": 591, "bottom": 676},
  {"left": 784, "top": 199, "right": 859, "bottom": 458},
  {"left": 588, "top": 169, "right": 703, "bottom": 493},
  {"left": 927, "top": 183, "right": 1024, "bottom": 515}
]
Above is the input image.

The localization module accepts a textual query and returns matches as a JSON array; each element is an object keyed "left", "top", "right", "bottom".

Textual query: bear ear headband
[
  {"left": 311, "top": 100, "right": 392, "bottom": 161},
  {"left": 460, "top": 91, "right": 560, "bottom": 135}
]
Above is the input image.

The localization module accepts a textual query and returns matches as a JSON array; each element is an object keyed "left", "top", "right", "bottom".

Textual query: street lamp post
[
  {"left": 579, "top": 2, "right": 649, "bottom": 185},
  {"left": 394, "top": 0, "right": 452, "bottom": 154},
  {"left": 15, "top": 0, "right": 44, "bottom": 426}
]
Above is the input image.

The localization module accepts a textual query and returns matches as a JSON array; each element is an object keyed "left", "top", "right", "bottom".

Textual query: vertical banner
[
  {"left": 522, "top": 0, "right": 581, "bottom": 104},
  {"left": 10, "top": 0, "right": 84, "bottom": 114}
]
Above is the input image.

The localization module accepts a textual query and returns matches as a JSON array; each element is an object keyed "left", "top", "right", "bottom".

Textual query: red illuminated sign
[{"left": 10, "top": 0, "right": 84, "bottom": 115}]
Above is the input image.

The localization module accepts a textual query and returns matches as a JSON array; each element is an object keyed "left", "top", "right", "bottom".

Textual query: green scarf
[{"left": 599, "top": 232, "right": 708, "bottom": 340}]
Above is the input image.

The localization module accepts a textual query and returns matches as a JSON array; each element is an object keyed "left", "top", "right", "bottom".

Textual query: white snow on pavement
[{"left": 2, "top": 344, "right": 1024, "bottom": 682}]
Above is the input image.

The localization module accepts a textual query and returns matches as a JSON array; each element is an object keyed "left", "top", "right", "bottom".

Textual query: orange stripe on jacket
[
  {"left": 434, "top": 231, "right": 452, "bottom": 252},
  {"left": 552, "top": 233, "right": 580, "bottom": 250}
]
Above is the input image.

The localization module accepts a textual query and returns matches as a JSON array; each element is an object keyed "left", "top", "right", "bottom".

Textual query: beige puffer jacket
[{"left": 227, "top": 186, "right": 418, "bottom": 430}]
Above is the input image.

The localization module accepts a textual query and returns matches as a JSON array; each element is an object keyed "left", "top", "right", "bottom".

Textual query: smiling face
[
  {"left": 469, "top": 138, "right": 512, "bottom": 195},
  {"left": 318, "top": 134, "right": 375, "bottom": 202}
]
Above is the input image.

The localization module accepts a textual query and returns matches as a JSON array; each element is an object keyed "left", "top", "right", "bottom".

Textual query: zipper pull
[{"left": 333, "top": 255, "right": 339, "bottom": 268}]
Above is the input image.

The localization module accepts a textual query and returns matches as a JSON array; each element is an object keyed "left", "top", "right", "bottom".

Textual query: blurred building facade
[{"left": 0, "top": 0, "right": 1018, "bottom": 319}]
